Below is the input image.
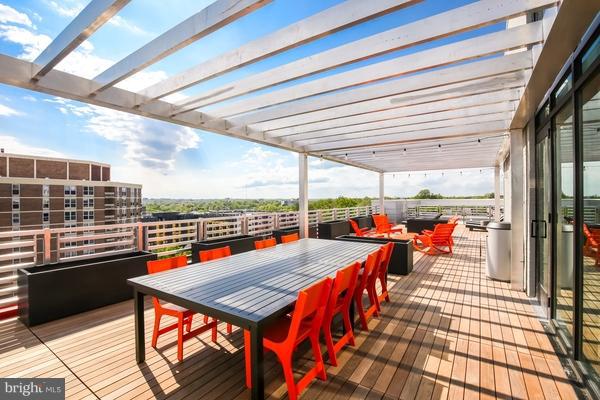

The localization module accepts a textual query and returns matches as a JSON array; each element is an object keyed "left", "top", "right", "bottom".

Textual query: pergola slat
[
  {"left": 296, "top": 112, "right": 514, "bottom": 148},
  {"left": 92, "top": 0, "right": 270, "bottom": 92},
  {"left": 270, "top": 89, "right": 521, "bottom": 139},
  {"left": 225, "top": 52, "right": 532, "bottom": 128},
  {"left": 139, "top": 0, "right": 418, "bottom": 102},
  {"left": 200, "top": 22, "right": 542, "bottom": 119},
  {"left": 33, "top": 0, "right": 130, "bottom": 79},
  {"left": 250, "top": 71, "right": 526, "bottom": 133},
  {"left": 306, "top": 120, "right": 510, "bottom": 152},
  {"left": 173, "top": 0, "right": 554, "bottom": 111}
]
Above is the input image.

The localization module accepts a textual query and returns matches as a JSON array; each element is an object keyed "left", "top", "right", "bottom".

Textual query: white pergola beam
[
  {"left": 306, "top": 120, "right": 510, "bottom": 152},
  {"left": 296, "top": 112, "right": 513, "bottom": 148},
  {"left": 226, "top": 51, "right": 532, "bottom": 127},
  {"left": 140, "top": 0, "right": 418, "bottom": 102},
  {"left": 299, "top": 153, "right": 309, "bottom": 238},
  {"left": 92, "top": 0, "right": 270, "bottom": 91},
  {"left": 272, "top": 89, "right": 521, "bottom": 139},
  {"left": 174, "top": 0, "right": 554, "bottom": 111},
  {"left": 251, "top": 71, "right": 526, "bottom": 133},
  {"left": 33, "top": 0, "right": 130, "bottom": 79},
  {"left": 204, "top": 21, "right": 543, "bottom": 118}
]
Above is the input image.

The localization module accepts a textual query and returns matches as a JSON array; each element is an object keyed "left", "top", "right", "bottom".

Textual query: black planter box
[
  {"left": 335, "top": 235, "right": 413, "bottom": 275},
  {"left": 18, "top": 251, "right": 156, "bottom": 327},
  {"left": 352, "top": 215, "right": 373, "bottom": 229},
  {"left": 405, "top": 218, "right": 449, "bottom": 233},
  {"left": 272, "top": 226, "right": 317, "bottom": 243},
  {"left": 191, "top": 235, "right": 260, "bottom": 263},
  {"left": 318, "top": 220, "right": 351, "bottom": 239}
]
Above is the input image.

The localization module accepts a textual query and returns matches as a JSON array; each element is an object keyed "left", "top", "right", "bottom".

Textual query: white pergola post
[
  {"left": 298, "top": 153, "right": 309, "bottom": 238},
  {"left": 494, "top": 164, "right": 501, "bottom": 220},
  {"left": 379, "top": 172, "right": 385, "bottom": 215},
  {"left": 510, "top": 129, "right": 525, "bottom": 291}
]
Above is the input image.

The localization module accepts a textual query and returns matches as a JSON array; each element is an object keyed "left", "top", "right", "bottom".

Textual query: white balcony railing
[{"left": 0, "top": 205, "right": 381, "bottom": 309}]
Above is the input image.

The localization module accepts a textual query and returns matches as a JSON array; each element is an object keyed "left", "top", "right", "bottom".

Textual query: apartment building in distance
[{"left": 0, "top": 152, "right": 142, "bottom": 231}]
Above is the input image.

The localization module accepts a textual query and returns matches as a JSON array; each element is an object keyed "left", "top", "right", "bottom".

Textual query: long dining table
[{"left": 127, "top": 238, "right": 381, "bottom": 400}]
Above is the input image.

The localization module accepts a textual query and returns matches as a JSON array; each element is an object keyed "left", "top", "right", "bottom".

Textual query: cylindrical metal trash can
[
  {"left": 486, "top": 222, "right": 511, "bottom": 281},
  {"left": 558, "top": 224, "right": 573, "bottom": 289}
]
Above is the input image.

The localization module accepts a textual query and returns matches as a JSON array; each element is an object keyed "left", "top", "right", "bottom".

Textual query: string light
[
  {"left": 437, "top": 144, "right": 442, "bottom": 152},
  {"left": 372, "top": 151, "right": 376, "bottom": 159},
  {"left": 477, "top": 138, "right": 482, "bottom": 146},
  {"left": 403, "top": 148, "right": 407, "bottom": 156},
  {"left": 344, "top": 153, "right": 348, "bottom": 161}
]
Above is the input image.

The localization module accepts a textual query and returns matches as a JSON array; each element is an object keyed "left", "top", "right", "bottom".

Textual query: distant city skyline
[{"left": 0, "top": 0, "right": 495, "bottom": 199}]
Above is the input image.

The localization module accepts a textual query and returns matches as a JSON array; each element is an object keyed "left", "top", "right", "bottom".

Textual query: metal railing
[{"left": 0, "top": 205, "right": 380, "bottom": 309}]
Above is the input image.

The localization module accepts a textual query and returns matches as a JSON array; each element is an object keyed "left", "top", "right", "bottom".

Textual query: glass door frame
[
  {"left": 534, "top": 124, "right": 554, "bottom": 320},
  {"left": 533, "top": 16, "right": 600, "bottom": 363}
]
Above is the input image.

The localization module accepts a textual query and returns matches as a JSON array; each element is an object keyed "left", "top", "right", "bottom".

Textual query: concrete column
[
  {"left": 298, "top": 153, "right": 309, "bottom": 239},
  {"left": 494, "top": 165, "right": 501, "bottom": 221},
  {"left": 510, "top": 129, "right": 525, "bottom": 291},
  {"left": 379, "top": 172, "right": 385, "bottom": 215}
]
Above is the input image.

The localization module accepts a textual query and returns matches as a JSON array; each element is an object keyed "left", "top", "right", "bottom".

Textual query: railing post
[
  {"left": 197, "top": 220, "right": 203, "bottom": 242},
  {"left": 43, "top": 228, "right": 51, "bottom": 264},
  {"left": 242, "top": 216, "right": 249, "bottom": 236},
  {"left": 136, "top": 222, "right": 144, "bottom": 252}
]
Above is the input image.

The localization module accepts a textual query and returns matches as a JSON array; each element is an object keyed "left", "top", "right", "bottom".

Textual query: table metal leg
[
  {"left": 250, "top": 326, "right": 264, "bottom": 400},
  {"left": 134, "top": 290, "right": 145, "bottom": 363}
]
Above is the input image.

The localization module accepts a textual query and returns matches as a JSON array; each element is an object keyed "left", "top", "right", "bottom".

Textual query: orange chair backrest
[
  {"left": 147, "top": 255, "right": 187, "bottom": 274},
  {"left": 199, "top": 246, "right": 231, "bottom": 262},
  {"left": 372, "top": 214, "right": 390, "bottom": 227},
  {"left": 326, "top": 262, "right": 360, "bottom": 315},
  {"left": 349, "top": 219, "right": 363, "bottom": 236},
  {"left": 358, "top": 249, "right": 381, "bottom": 291},
  {"left": 281, "top": 233, "right": 300, "bottom": 243},
  {"left": 584, "top": 224, "right": 599, "bottom": 246},
  {"left": 379, "top": 242, "right": 394, "bottom": 275},
  {"left": 255, "top": 237, "right": 277, "bottom": 250},
  {"left": 288, "top": 278, "right": 332, "bottom": 342}
]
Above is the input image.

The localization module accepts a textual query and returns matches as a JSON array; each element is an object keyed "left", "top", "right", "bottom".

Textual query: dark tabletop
[{"left": 128, "top": 238, "right": 381, "bottom": 326}]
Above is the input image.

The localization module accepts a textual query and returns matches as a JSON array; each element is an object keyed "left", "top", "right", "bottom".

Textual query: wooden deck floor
[{"left": 0, "top": 227, "right": 579, "bottom": 399}]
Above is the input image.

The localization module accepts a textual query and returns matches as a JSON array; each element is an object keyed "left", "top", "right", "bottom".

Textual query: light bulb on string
[
  {"left": 403, "top": 148, "right": 407, "bottom": 156},
  {"left": 372, "top": 151, "right": 376, "bottom": 159},
  {"left": 344, "top": 153, "right": 348, "bottom": 161},
  {"left": 477, "top": 138, "right": 482, "bottom": 146},
  {"left": 437, "top": 144, "right": 442, "bottom": 153}
]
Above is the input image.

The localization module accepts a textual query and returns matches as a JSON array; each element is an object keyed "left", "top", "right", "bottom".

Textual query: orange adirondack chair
[
  {"left": 349, "top": 219, "right": 373, "bottom": 237},
  {"left": 584, "top": 224, "right": 600, "bottom": 266},
  {"left": 372, "top": 214, "right": 403, "bottom": 235},
  {"left": 413, "top": 223, "right": 456, "bottom": 255}
]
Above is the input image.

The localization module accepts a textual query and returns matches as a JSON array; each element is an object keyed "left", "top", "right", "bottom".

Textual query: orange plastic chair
[
  {"left": 199, "top": 246, "right": 233, "bottom": 333},
  {"left": 354, "top": 249, "right": 382, "bottom": 331},
  {"left": 281, "top": 232, "right": 300, "bottom": 243},
  {"left": 255, "top": 237, "right": 277, "bottom": 250},
  {"left": 372, "top": 214, "right": 403, "bottom": 235},
  {"left": 322, "top": 261, "right": 360, "bottom": 366},
  {"left": 147, "top": 256, "right": 218, "bottom": 361},
  {"left": 376, "top": 242, "right": 394, "bottom": 306},
  {"left": 413, "top": 223, "right": 456, "bottom": 255},
  {"left": 349, "top": 219, "right": 373, "bottom": 237},
  {"left": 448, "top": 215, "right": 460, "bottom": 224},
  {"left": 199, "top": 245, "right": 232, "bottom": 262},
  {"left": 584, "top": 224, "right": 600, "bottom": 266},
  {"left": 244, "top": 278, "right": 333, "bottom": 400}
]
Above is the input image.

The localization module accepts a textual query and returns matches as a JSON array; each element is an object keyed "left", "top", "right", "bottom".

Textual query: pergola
[{"left": 0, "top": 0, "right": 570, "bottom": 236}]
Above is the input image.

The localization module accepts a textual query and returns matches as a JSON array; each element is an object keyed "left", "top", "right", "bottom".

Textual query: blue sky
[{"left": 0, "top": 0, "right": 496, "bottom": 199}]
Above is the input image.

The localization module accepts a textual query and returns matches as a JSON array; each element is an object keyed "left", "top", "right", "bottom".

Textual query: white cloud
[
  {"left": 0, "top": 23, "right": 51, "bottom": 60},
  {"left": 51, "top": 98, "right": 201, "bottom": 173},
  {"left": 0, "top": 103, "right": 22, "bottom": 116},
  {"left": 45, "top": 1, "right": 82, "bottom": 18},
  {"left": 0, "top": 134, "right": 64, "bottom": 157},
  {"left": 0, "top": 4, "right": 33, "bottom": 27},
  {"left": 109, "top": 15, "right": 148, "bottom": 36}
]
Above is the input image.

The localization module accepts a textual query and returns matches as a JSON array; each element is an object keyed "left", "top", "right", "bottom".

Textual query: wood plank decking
[{"left": 0, "top": 227, "right": 578, "bottom": 399}]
